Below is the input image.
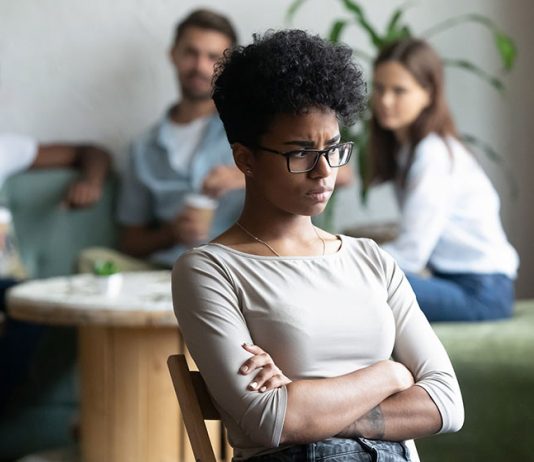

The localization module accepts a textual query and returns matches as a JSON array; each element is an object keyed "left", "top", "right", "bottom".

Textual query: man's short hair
[{"left": 174, "top": 9, "right": 237, "bottom": 46}]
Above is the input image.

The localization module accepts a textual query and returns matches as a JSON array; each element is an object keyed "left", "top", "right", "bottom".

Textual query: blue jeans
[
  {"left": 406, "top": 271, "right": 514, "bottom": 322},
  {"left": 247, "top": 438, "right": 411, "bottom": 461}
]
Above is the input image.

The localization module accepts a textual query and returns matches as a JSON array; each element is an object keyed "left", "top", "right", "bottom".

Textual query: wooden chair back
[{"left": 167, "top": 354, "right": 221, "bottom": 462}]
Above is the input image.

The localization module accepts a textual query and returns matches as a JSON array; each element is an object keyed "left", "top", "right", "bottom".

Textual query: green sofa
[
  {"left": 418, "top": 300, "right": 534, "bottom": 461},
  {"left": 0, "top": 169, "right": 117, "bottom": 461}
]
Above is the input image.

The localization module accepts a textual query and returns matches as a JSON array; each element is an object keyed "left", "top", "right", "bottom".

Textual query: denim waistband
[{"left": 247, "top": 437, "right": 411, "bottom": 461}]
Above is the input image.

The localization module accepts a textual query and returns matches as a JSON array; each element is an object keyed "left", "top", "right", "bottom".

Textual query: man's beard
[
  {"left": 181, "top": 87, "right": 212, "bottom": 101},
  {"left": 180, "top": 71, "right": 213, "bottom": 101}
]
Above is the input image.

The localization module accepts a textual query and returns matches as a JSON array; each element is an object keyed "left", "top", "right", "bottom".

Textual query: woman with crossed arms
[{"left": 173, "top": 30, "right": 463, "bottom": 461}]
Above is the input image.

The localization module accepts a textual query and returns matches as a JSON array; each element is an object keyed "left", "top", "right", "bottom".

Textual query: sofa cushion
[{"left": 417, "top": 300, "right": 534, "bottom": 462}]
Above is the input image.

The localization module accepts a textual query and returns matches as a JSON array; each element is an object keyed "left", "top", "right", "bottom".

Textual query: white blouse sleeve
[
  {"left": 172, "top": 249, "right": 287, "bottom": 448},
  {"left": 382, "top": 136, "right": 454, "bottom": 273},
  {"left": 0, "top": 134, "right": 38, "bottom": 185},
  {"left": 372, "top": 241, "right": 464, "bottom": 433}
]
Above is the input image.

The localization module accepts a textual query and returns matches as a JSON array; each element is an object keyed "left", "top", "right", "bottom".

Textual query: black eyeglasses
[{"left": 255, "top": 142, "right": 353, "bottom": 173}]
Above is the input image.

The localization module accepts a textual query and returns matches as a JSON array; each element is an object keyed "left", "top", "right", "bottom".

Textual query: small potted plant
[{"left": 93, "top": 260, "right": 122, "bottom": 297}]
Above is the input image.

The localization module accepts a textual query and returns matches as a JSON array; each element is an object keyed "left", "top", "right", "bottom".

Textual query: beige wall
[{"left": 1, "top": 0, "right": 532, "bottom": 296}]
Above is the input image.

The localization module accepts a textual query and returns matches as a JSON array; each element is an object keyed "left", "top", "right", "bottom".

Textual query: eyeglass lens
[{"left": 289, "top": 144, "right": 350, "bottom": 172}]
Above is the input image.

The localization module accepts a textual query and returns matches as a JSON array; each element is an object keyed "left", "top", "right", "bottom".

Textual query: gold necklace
[{"left": 235, "top": 221, "right": 326, "bottom": 257}]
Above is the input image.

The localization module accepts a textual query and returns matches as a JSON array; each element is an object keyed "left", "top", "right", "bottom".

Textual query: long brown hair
[{"left": 367, "top": 38, "right": 458, "bottom": 187}]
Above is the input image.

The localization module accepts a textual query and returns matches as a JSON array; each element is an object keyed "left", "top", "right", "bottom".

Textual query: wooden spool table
[{"left": 7, "top": 271, "right": 228, "bottom": 462}]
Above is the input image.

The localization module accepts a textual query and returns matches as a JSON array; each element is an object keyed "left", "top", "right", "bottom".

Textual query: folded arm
[
  {"left": 280, "top": 359, "right": 414, "bottom": 444},
  {"left": 32, "top": 144, "right": 111, "bottom": 207},
  {"left": 336, "top": 385, "right": 441, "bottom": 441},
  {"left": 241, "top": 345, "right": 440, "bottom": 444}
]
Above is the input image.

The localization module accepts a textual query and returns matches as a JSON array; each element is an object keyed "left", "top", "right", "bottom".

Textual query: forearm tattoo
[
  {"left": 337, "top": 405, "right": 385, "bottom": 439},
  {"left": 360, "top": 405, "right": 385, "bottom": 439}
]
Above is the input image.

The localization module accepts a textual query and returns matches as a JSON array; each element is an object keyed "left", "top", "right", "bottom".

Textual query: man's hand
[
  {"left": 170, "top": 208, "right": 211, "bottom": 246},
  {"left": 202, "top": 165, "right": 244, "bottom": 198},
  {"left": 33, "top": 143, "right": 111, "bottom": 209},
  {"left": 64, "top": 179, "right": 103, "bottom": 208}
]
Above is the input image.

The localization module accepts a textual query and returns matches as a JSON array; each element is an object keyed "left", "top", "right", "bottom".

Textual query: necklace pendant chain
[
  {"left": 235, "top": 221, "right": 280, "bottom": 256},
  {"left": 235, "top": 221, "right": 326, "bottom": 257}
]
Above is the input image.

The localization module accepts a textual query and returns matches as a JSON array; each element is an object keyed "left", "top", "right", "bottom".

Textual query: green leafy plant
[
  {"left": 93, "top": 260, "right": 119, "bottom": 276},
  {"left": 287, "top": 0, "right": 518, "bottom": 215}
]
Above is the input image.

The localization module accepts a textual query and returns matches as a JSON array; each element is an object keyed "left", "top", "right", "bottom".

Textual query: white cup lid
[
  {"left": 183, "top": 194, "right": 218, "bottom": 210},
  {"left": 0, "top": 207, "right": 12, "bottom": 224}
]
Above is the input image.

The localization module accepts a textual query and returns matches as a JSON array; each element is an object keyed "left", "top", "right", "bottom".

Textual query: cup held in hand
[{"left": 183, "top": 193, "right": 218, "bottom": 231}]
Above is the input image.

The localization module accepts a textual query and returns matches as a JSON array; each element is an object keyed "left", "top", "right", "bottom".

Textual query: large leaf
[
  {"left": 285, "top": 0, "right": 308, "bottom": 23},
  {"left": 383, "top": 3, "right": 413, "bottom": 45},
  {"left": 382, "top": 24, "right": 413, "bottom": 48},
  {"left": 328, "top": 19, "right": 347, "bottom": 43},
  {"left": 339, "top": 0, "right": 383, "bottom": 49},
  {"left": 329, "top": 21, "right": 375, "bottom": 61},
  {"left": 357, "top": 140, "right": 369, "bottom": 204},
  {"left": 421, "top": 13, "right": 517, "bottom": 71},
  {"left": 341, "top": 126, "right": 369, "bottom": 204},
  {"left": 443, "top": 58, "right": 505, "bottom": 93},
  {"left": 385, "top": 7, "right": 404, "bottom": 35}
]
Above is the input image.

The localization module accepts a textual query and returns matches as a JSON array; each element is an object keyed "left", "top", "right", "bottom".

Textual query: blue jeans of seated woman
[
  {"left": 406, "top": 271, "right": 514, "bottom": 322},
  {"left": 247, "top": 438, "right": 411, "bottom": 461}
]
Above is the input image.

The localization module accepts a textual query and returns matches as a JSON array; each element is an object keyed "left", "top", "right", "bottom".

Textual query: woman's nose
[
  {"left": 310, "top": 153, "right": 332, "bottom": 178},
  {"left": 380, "top": 91, "right": 395, "bottom": 107}
]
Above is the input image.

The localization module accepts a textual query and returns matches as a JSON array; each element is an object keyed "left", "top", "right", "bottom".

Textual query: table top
[{"left": 7, "top": 271, "right": 178, "bottom": 327}]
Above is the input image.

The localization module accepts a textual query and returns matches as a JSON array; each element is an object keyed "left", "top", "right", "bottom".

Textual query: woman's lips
[{"left": 306, "top": 188, "right": 333, "bottom": 202}]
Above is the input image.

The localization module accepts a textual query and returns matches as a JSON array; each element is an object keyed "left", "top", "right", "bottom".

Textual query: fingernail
[
  {"left": 249, "top": 382, "right": 257, "bottom": 390},
  {"left": 241, "top": 365, "right": 248, "bottom": 373},
  {"left": 260, "top": 386, "right": 267, "bottom": 392}
]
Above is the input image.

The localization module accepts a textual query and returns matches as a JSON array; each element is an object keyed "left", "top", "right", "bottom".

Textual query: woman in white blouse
[
  {"left": 369, "top": 38, "right": 518, "bottom": 322},
  {"left": 172, "top": 30, "right": 463, "bottom": 461}
]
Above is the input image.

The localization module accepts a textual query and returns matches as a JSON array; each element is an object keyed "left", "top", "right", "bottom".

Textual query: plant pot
[{"left": 95, "top": 273, "right": 123, "bottom": 297}]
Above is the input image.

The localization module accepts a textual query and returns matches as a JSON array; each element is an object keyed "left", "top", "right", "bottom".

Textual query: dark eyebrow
[{"left": 283, "top": 134, "right": 341, "bottom": 148}]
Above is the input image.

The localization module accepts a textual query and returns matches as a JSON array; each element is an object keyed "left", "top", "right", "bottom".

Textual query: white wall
[{"left": 1, "top": 0, "right": 532, "bottom": 297}]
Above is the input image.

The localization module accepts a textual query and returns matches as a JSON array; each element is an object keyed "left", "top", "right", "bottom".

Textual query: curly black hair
[{"left": 212, "top": 29, "right": 366, "bottom": 147}]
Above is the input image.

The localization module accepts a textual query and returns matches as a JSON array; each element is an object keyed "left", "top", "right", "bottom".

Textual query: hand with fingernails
[{"left": 239, "top": 343, "right": 292, "bottom": 392}]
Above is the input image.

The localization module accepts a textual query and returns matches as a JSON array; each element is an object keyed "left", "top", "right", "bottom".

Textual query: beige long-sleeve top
[{"left": 172, "top": 236, "right": 464, "bottom": 460}]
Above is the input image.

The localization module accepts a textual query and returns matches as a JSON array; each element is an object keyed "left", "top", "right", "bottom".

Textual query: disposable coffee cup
[{"left": 183, "top": 193, "right": 218, "bottom": 230}]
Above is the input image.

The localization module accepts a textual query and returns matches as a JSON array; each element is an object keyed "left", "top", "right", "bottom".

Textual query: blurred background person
[
  {"left": 0, "top": 133, "right": 110, "bottom": 208},
  {"left": 367, "top": 38, "right": 519, "bottom": 322},
  {"left": 0, "top": 132, "right": 111, "bottom": 412},
  {"left": 112, "top": 9, "right": 245, "bottom": 270}
]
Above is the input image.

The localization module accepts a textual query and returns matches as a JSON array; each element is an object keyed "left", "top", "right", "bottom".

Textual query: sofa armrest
[{"left": 2, "top": 169, "right": 118, "bottom": 278}]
